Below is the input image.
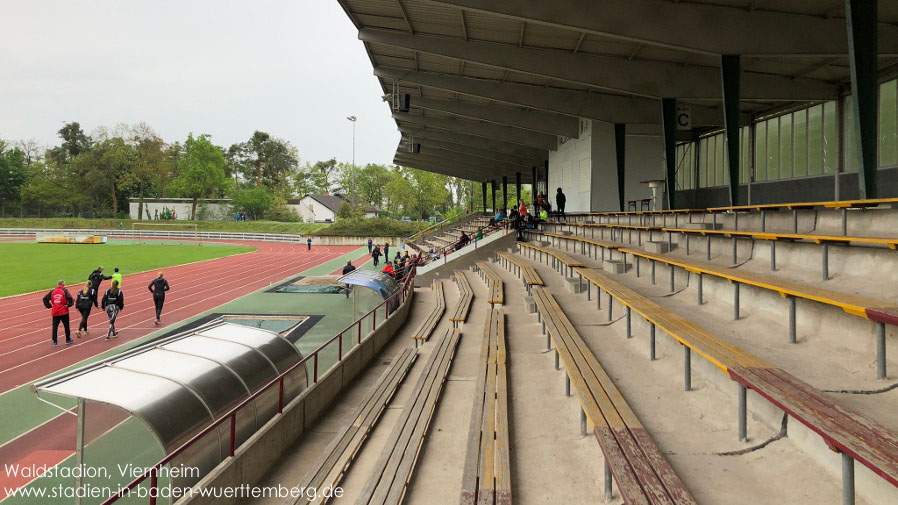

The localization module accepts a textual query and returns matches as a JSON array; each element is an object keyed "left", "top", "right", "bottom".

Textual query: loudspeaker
[
  {"left": 398, "top": 94, "right": 411, "bottom": 112},
  {"left": 412, "top": 143, "right": 421, "bottom": 154}
]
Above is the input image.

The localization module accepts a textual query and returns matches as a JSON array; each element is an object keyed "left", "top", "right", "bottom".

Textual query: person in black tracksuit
[
  {"left": 555, "top": 187, "right": 567, "bottom": 221},
  {"left": 101, "top": 281, "right": 125, "bottom": 340},
  {"left": 147, "top": 272, "right": 170, "bottom": 325},
  {"left": 75, "top": 281, "right": 93, "bottom": 337},
  {"left": 88, "top": 266, "right": 112, "bottom": 308},
  {"left": 341, "top": 261, "right": 356, "bottom": 298}
]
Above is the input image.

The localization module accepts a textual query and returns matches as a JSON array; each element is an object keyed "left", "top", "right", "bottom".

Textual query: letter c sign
[{"left": 676, "top": 107, "right": 692, "bottom": 130}]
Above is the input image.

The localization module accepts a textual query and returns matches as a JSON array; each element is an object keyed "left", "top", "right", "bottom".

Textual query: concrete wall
[
  {"left": 129, "top": 200, "right": 231, "bottom": 221},
  {"left": 175, "top": 288, "right": 414, "bottom": 505},
  {"left": 549, "top": 120, "right": 593, "bottom": 212}
]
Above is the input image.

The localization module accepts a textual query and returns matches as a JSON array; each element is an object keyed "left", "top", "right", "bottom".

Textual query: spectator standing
[
  {"left": 101, "top": 280, "right": 125, "bottom": 340},
  {"left": 307, "top": 237, "right": 312, "bottom": 250},
  {"left": 111, "top": 267, "right": 123, "bottom": 289},
  {"left": 43, "top": 280, "right": 74, "bottom": 346},
  {"left": 88, "top": 266, "right": 112, "bottom": 307},
  {"left": 372, "top": 245, "right": 382, "bottom": 267},
  {"left": 341, "top": 261, "right": 356, "bottom": 298},
  {"left": 556, "top": 187, "right": 567, "bottom": 221},
  {"left": 148, "top": 272, "right": 170, "bottom": 325},
  {"left": 367, "top": 238, "right": 373, "bottom": 253},
  {"left": 75, "top": 282, "right": 93, "bottom": 337},
  {"left": 384, "top": 242, "right": 390, "bottom": 260}
]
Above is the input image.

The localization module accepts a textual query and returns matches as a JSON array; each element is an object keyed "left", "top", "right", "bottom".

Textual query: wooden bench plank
[
  {"left": 664, "top": 227, "right": 898, "bottom": 248},
  {"left": 412, "top": 280, "right": 446, "bottom": 341},
  {"left": 357, "top": 328, "right": 461, "bottom": 505},
  {"left": 517, "top": 242, "right": 585, "bottom": 268},
  {"left": 620, "top": 248, "right": 898, "bottom": 320},
  {"left": 451, "top": 271, "right": 474, "bottom": 322},
  {"left": 497, "top": 252, "right": 544, "bottom": 286},
  {"left": 531, "top": 287, "right": 662, "bottom": 505},
  {"left": 295, "top": 348, "right": 417, "bottom": 505}
]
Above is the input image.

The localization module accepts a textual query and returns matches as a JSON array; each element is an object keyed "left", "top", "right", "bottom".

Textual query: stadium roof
[{"left": 336, "top": 0, "right": 898, "bottom": 182}]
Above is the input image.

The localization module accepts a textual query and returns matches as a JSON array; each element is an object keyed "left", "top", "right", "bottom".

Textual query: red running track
[
  {"left": 0, "top": 241, "right": 357, "bottom": 393},
  {"left": 0, "top": 241, "right": 356, "bottom": 498}
]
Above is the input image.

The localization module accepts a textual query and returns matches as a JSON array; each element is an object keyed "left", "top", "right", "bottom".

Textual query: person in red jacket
[
  {"left": 42, "top": 280, "right": 74, "bottom": 346},
  {"left": 381, "top": 262, "right": 394, "bottom": 278}
]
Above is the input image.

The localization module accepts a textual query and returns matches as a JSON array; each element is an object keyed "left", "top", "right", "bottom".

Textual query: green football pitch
[{"left": 0, "top": 242, "right": 255, "bottom": 297}]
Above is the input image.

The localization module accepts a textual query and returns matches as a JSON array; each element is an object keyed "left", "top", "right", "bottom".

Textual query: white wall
[
  {"left": 549, "top": 120, "right": 668, "bottom": 212},
  {"left": 129, "top": 201, "right": 230, "bottom": 220},
  {"left": 625, "top": 135, "right": 666, "bottom": 209},
  {"left": 296, "top": 197, "right": 336, "bottom": 223},
  {"left": 548, "top": 119, "right": 592, "bottom": 212}
]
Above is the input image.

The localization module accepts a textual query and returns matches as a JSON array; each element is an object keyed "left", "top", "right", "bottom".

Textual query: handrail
[
  {"left": 99, "top": 258, "right": 419, "bottom": 505},
  {"left": 420, "top": 222, "right": 506, "bottom": 265}
]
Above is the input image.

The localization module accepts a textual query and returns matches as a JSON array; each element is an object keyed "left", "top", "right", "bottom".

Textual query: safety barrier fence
[{"left": 98, "top": 258, "right": 419, "bottom": 505}]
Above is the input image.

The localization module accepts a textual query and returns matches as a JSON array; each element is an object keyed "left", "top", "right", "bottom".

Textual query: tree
[
  {"left": 248, "top": 130, "right": 270, "bottom": 185},
  {"left": 172, "top": 134, "right": 228, "bottom": 219},
  {"left": 123, "top": 128, "right": 166, "bottom": 220},
  {"left": 47, "top": 122, "right": 91, "bottom": 165},
  {"left": 312, "top": 158, "right": 339, "bottom": 192},
  {"left": 386, "top": 166, "right": 450, "bottom": 220},
  {"left": 0, "top": 141, "right": 26, "bottom": 214},
  {"left": 230, "top": 187, "right": 273, "bottom": 220}
]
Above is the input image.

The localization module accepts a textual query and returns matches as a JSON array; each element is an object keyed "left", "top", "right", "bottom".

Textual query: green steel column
[
  {"left": 846, "top": 0, "right": 879, "bottom": 199},
  {"left": 502, "top": 175, "right": 508, "bottom": 211},
  {"left": 544, "top": 160, "right": 549, "bottom": 195},
  {"left": 516, "top": 171, "right": 522, "bottom": 205},
  {"left": 481, "top": 181, "right": 488, "bottom": 212},
  {"left": 491, "top": 179, "right": 497, "bottom": 212},
  {"left": 615, "top": 123, "right": 626, "bottom": 212},
  {"left": 721, "top": 55, "right": 742, "bottom": 207},
  {"left": 661, "top": 98, "right": 678, "bottom": 210}
]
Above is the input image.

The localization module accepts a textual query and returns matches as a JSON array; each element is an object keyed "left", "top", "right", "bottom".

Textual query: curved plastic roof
[
  {"left": 339, "top": 269, "right": 400, "bottom": 299},
  {"left": 35, "top": 321, "right": 306, "bottom": 485}
]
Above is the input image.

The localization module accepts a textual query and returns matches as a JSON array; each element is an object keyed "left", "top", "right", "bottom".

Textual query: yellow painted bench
[
  {"left": 474, "top": 261, "right": 504, "bottom": 306},
  {"left": 570, "top": 265, "right": 898, "bottom": 500},
  {"left": 496, "top": 251, "right": 543, "bottom": 292},
  {"left": 531, "top": 286, "right": 697, "bottom": 505}
]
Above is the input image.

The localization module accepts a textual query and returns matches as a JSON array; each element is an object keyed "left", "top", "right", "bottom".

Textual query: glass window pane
[
  {"left": 767, "top": 118, "right": 780, "bottom": 180},
  {"left": 699, "top": 139, "right": 708, "bottom": 188},
  {"left": 823, "top": 101, "right": 838, "bottom": 174},
  {"left": 794, "top": 110, "right": 808, "bottom": 177},
  {"left": 716, "top": 134, "right": 726, "bottom": 187},
  {"left": 808, "top": 104, "right": 823, "bottom": 175},
  {"left": 755, "top": 121, "right": 767, "bottom": 181},
  {"left": 844, "top": 99, "right": 859, "bottom": 172},
  {"left": 880, "top": 79, "right": 898, "bottom": 167},
  {"left": 780, "top": 114, "right": 793, "bottom": 179}
]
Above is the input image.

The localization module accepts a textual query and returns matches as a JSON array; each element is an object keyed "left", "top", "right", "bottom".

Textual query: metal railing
[
  {"left": 418, "top": 222, "right": 506, "bottom": 265},
  {"left": 98, "top": 259, "right": 419, "bottom": 505}
]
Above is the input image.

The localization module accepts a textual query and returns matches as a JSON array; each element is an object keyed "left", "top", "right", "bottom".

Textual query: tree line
[{"left": 0, "top": 122, "right": 476, "bottom": 222}]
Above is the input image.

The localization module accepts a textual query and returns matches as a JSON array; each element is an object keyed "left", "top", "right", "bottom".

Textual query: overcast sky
[{"left": 0, "top": 0, "right": 399, "bottom": 166}]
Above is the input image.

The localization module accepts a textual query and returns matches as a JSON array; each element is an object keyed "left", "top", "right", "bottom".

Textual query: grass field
[
  {"left": 0, "top": 242, "right": 255, "bottom": 297},
  {"left": 0, "top": 217, "right": 328, "bottom": 235}
]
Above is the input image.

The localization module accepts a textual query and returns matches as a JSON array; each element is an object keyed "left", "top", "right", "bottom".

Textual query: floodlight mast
[{"left": 346, "top": 116, "right": 357, "bottom": 211}]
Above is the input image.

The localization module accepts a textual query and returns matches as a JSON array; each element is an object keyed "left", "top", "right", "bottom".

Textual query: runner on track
[
  {"left": 111, "top": 267, "right": 123, "bottom": 288},
  {"left": 101, "top": 280, "right": 125, "bottom": 340},
  {"left": 87, "top": 266, "right": 111, "bottom": 307},
  {"left": 75, "top": 281, "right": 93, "bottom": 337},
  {"left": 42, "top": 280, "right": 74, "bottom": 346},
  {"left": 147, "top": 272, "right": 170, "bottom": 325}
]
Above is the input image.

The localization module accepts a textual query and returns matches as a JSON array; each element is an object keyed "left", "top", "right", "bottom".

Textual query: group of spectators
[
  {"left": 489, "top": 187, "right": 567, "bottom": 241},
  {"left": 381, "top": 250, "right": 414, "bottom": 282},
  {"left": 234, "top": 211, "right": 248, "bottom": 221},
  {"left": 43, "top": 266, "right": 170, "bottom": 346}
]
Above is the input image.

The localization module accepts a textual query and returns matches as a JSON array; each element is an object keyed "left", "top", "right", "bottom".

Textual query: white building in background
[
  {"left": 291, "top": 194, "right": 380, "bottom": 223},
  {"left": 128, "top": 198, "right": 231, "bottom": 220}
]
